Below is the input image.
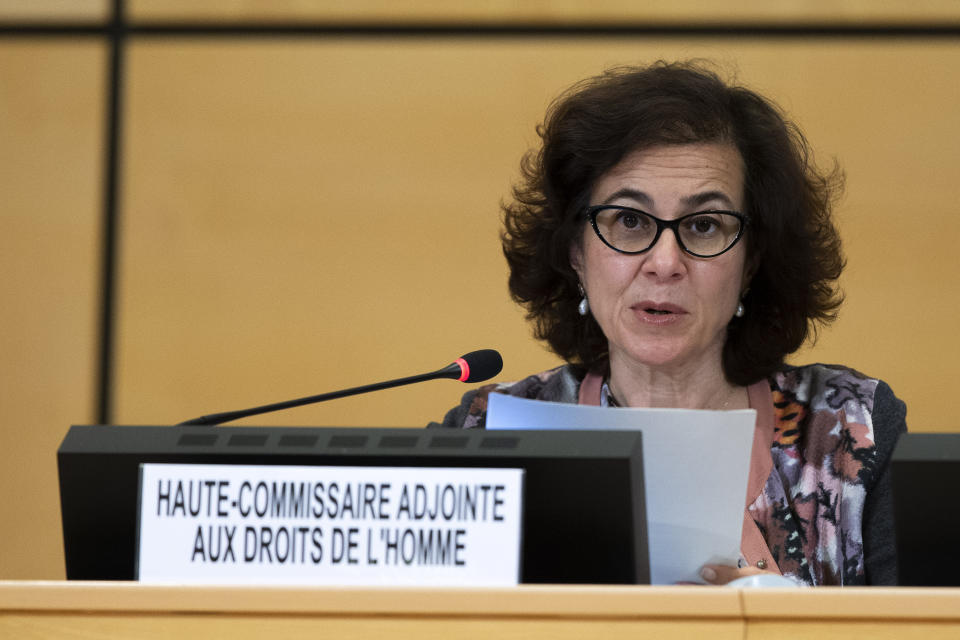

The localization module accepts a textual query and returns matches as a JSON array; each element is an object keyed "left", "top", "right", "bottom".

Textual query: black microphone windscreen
[{"left": 459, "top": 349, "right": 503, "bottom": 383}]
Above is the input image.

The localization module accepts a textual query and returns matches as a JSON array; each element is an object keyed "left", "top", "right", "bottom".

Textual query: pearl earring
[
  {"left": 735, "top": 301, "right": 745, "bottom": 318},
  {"left": 578, "top": 284, "right": 589, "bottom": 316}
]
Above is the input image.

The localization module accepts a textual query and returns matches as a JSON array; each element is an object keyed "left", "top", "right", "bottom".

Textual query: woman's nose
[{"left": 642, "top": 229, "right": 686, "bottom": 280}]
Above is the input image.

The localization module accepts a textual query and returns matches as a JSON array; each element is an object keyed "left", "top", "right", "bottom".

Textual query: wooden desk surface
[{"left": 2, "top": 581, "right": 959, "bottom": 639}]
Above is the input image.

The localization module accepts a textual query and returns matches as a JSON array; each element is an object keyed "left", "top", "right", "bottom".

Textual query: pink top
[{"left": 577, "top": 371, "right": 780, "bottom": 574}]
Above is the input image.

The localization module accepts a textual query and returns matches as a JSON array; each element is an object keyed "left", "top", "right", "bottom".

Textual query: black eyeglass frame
[{"left": 585, "top": 205, "right": 750, "bottom": 258}]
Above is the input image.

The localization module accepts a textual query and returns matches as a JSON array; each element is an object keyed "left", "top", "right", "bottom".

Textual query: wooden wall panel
[
  {"left": 128, "top": 0, "right": 960, "bottom": 24},
  {"left": 116, "top": 39, "right": 960, "bottom": 432},
  {"left": 116, "top": 39, "right": 563, "bottom": 429},
  {"left": 0, "top": 41, "right": 104, "bottom": 577},
  {"left": 0, "top": 1, "right": 108, "bottom": 21}
]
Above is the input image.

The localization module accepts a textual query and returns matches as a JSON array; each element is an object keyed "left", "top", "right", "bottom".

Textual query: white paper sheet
[{"left": 486, "top": 393, "right": 756, "bottom": 585}]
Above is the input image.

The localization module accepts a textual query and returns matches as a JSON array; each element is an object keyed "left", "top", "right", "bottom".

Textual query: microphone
[{"left": 177, "top": 349, "right": 503, "bottom": 426}]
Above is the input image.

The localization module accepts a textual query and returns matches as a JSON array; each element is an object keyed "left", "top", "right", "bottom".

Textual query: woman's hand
[{"left": 699, "top": 563, "right": 775, "bottom": 585}]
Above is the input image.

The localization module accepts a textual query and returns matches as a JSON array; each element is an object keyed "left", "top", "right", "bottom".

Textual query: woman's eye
[
  {"left": 616, "top": 211, "right": 647, "bottom": 230},
  {"left": 687, "top": 216, "right": 719, "bottom": 235}
]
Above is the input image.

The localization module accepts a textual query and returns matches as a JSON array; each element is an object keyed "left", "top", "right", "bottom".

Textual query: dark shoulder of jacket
[
  {"left": 426, "top": 364, "right": 584, "bottom": 429},
  {"left": 870, "top": 379, "right": 908, "bottom": 483}
]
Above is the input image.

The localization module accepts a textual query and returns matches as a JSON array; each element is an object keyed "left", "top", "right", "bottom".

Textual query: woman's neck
[{"left": 606, "top": 353, "right": 749, "bottom": 411}]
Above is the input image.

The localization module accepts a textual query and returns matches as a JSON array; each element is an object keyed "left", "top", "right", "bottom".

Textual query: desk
[{"left": 2, "top": 582, "right": 959, "bottom": 639}]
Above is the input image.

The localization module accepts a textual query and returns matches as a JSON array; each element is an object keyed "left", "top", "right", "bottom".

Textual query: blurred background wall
[{"left": 2, "top": 0, "right": 959, "bottom": 579}]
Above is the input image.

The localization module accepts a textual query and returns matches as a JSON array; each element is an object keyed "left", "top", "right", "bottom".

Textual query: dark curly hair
[{"left": 502, "top": 61, "right": 845, "bottom": 386}]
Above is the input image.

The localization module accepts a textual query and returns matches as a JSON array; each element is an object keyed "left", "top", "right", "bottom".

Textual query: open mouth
[{"left": 636, "top": 302, "right": 686, "bottom": 317}]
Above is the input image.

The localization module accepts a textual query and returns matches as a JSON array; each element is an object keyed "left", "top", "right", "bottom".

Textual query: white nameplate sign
[{"left": 137, "top": 463, "right": 524, "bottom": 586}]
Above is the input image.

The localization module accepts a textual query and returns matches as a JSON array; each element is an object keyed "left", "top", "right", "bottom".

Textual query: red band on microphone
[{"left": 455, "top": 357, "right": 470, "bottom": 382}]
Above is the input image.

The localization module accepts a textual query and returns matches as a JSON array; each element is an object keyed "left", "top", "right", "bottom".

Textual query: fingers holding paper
[{"left": 699, "top": 563, "right": 772, "bottom": 585}]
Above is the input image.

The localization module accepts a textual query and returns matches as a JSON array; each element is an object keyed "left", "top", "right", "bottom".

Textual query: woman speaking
[{"left": 436, "top": 61, "right": 906, "bottom": 586}]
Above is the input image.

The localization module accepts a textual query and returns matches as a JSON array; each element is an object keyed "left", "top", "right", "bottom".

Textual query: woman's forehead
[{"left": 592, "top": 143, "right": 745, "bottom": 208}]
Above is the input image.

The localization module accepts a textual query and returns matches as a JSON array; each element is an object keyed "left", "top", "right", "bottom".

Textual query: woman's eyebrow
[
  {"left": 600, "top": 188, "right": 737, "bottom": 209},
  {"left": 600, "top": 188, "right": 652, "bottom": 206},
  {"left": 681, "top": 190, "right": 737, "bottom": 209}
]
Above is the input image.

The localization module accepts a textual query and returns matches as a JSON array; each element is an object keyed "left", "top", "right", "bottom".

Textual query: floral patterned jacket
[{"left": 433, "top": 363, "right": 907, "bottom": 586}]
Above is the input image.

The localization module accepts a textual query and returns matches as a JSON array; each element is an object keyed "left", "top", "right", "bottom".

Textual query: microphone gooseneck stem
[{"left": 178, "top": 363, "right": 460, "bottom": 426}]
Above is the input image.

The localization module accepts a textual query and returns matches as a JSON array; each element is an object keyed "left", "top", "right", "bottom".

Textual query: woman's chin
[{"left": 613, "top": 345, "right": 697, "bottom": 371}]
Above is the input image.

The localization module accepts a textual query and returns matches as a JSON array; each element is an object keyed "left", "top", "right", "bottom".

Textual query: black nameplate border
[{"left": 58, "top": 425, "right": 648, "bottom": 585}]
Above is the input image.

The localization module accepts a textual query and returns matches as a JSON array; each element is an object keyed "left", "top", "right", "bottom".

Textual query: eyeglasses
[{"left": 585, "top": 205, "right": 749, "bottom": 258}]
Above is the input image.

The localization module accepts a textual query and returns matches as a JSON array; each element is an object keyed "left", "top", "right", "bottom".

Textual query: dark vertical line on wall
[{"left": 96, "top": 0, "right": 125, "bottom": 424}]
